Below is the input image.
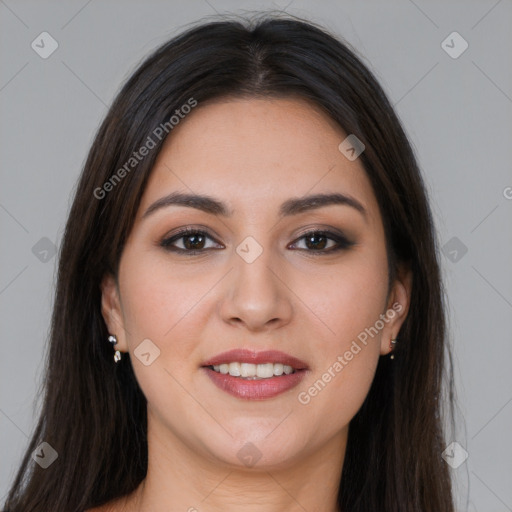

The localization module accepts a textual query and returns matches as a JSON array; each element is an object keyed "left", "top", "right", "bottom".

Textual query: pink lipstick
[{"left": 201, "top": 349, "right": 309, "bottom": 400}]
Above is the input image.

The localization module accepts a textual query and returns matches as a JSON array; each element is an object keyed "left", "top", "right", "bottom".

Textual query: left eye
[{"left": 289, "top": 230, "right": 353, "bottom": 252}]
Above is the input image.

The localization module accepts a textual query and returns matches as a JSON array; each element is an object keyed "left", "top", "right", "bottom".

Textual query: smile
[
  {"left": 208, "top": 362, "right": 296, "bottom": 379},
  {"left": 201, "top": 349, "right": 309, "bottom": 400}
]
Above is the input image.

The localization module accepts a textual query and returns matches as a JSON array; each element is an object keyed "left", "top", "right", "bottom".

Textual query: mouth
[{"left": 200, "top": 349, "right": 309, "bottom": 400}]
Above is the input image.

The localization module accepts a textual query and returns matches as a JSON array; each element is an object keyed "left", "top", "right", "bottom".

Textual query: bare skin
[{"left": 91, "top": 97, "right": 412, "bottom": 512}]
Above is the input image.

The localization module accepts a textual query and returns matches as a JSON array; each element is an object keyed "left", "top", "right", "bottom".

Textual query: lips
[
  {"left": 201, "top": 349, "right": 309, "bottom": 400},
  {"left": 201, "top": 349, "right": 308, "bottom": 369}
]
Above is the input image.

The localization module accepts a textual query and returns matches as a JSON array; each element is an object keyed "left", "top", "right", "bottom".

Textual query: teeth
[
  {"left": 211, "top": 362, "right": 296, "bottom": 379},
  {"left": 257, "top": 363, "right": 274, "bottom": 378},
  {"left": 273, "top": 363, "right": 284, "bottom": 376},
  {"left": 229, "top": 362, "right": 241, "bottom": 376}
]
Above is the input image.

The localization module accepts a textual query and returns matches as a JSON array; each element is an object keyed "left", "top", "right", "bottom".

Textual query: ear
[
  {"left": 380, "top": 263, "right": 413, "bottom": 356},
  {"left": 100, "top": 273, "right": 129, "bottom": 353}
]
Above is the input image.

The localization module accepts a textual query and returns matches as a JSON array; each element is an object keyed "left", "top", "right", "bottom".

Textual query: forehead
[{"left": 138, "top": 97, "right": 380, "bottom": 226}]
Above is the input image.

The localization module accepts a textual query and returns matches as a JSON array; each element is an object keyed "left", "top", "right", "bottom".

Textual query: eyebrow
[{"left": 142, "top": 191, "right": 367, "bottom": 221}]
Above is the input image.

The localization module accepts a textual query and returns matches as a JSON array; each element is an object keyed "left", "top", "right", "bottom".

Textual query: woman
[{"left": 3, "top": 14, "right": 455, "bottom": 512}]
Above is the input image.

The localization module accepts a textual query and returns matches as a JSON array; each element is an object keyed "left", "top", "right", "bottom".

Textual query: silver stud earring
[
  {"left": 108, "top": 334, "right": 122, "bottom": 363},
  {"left": 390, "top": 338, "right": 398, "bottom": 360}
]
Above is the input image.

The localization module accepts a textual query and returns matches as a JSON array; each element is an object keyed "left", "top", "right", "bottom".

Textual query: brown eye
[
  {"left": 290, "top": 230, "right": 354, "bottom": 253},
  {"left": 160, "top": 229, "right": 222, "bottom": 253},
  {"left": 181, "top": 232, "right": 206, "bottom": 250},
  {"left": 304, "top": 233, "right": 329, "bottom": 250}
]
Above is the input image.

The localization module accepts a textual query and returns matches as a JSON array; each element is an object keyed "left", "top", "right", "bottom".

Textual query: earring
[
  {"left": 108, "top": 334, "right": 122, "bottom": 363},
  {"left": 389, "top": 338, "right": 397, "bottom": 360}
]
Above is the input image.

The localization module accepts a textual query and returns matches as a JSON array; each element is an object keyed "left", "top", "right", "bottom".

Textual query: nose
[{"left": 218, "top": 240, "right": 293, "bottom": 332}]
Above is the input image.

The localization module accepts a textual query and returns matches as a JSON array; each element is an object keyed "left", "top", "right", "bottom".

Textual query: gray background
[{"left": 1, "top": 1, "right": 511, "bottom": 510}]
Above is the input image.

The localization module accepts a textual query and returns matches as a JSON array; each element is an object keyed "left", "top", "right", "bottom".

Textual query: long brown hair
[{"left": 3, "top": 13, "right": 455, "bottom": 511}]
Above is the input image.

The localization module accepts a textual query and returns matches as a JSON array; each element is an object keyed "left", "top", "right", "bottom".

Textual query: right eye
[{"left": 160, "top": 228, "right": 224, "bottom": 254}]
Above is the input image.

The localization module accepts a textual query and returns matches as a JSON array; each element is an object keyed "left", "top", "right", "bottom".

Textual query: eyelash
[{"left": 159, "top": 227, "right": 354, "bottom": 255}]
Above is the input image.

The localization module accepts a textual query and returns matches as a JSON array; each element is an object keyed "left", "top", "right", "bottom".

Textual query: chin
[{"left": 204, "top": 431, "right": 307, "bottom": 471}]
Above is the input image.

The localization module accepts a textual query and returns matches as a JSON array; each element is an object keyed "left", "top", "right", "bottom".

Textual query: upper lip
[{"left": 201, "top": 349, "right": 308, "bottom": 370}]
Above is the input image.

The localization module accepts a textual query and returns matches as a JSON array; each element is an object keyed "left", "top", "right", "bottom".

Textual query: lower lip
[{"left": 202, "top": 367, "right": 307, "bottom": 400}]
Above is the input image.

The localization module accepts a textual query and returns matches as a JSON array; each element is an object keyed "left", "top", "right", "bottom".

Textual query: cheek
[
  {"left": 297, "top": 284, "right": 383, "bottom": 433},
  {"left": 119, "top": 254, "right": 218, "bottom": 390},
  {"left": 120, "top": 255, "right": 203, "bottom": 340},
  {"left": 298, "top": 355, "right": 378, "bottom": 439},
  {"left": 297, "top": 254, "right": 389, "bottom": 346},
  {"left": 118, "top": 260, "right": 202, "bottom": 406},
  {"left": 293, "top": 253, "right": 387, "bottom": 420}
]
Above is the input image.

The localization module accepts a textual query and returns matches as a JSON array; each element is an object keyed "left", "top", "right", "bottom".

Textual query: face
[{"left": 101, "top": 97, "right": 411, "bottom": 470}]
